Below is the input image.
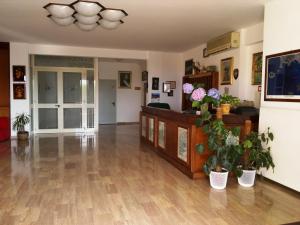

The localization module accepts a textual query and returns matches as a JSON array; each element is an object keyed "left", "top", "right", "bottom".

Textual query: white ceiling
[{"left": 0, "top": 0, "right": 266, "bottom": 52}]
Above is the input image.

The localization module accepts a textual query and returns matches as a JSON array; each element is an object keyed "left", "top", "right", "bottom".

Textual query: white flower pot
[
  {"left": 209, "top": 170, "right": 229, "bottom": 190},
  {"left": 238, "top": 169, "right": 256, "bottom": 187}
]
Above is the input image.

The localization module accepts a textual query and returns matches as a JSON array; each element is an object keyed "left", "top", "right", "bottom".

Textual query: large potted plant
[
  {"left": 238, "top": 128, "right": 275, "bottom": 187},
  {"left": 220, "top": 94, "right": 240, "bottom": 114},
  {"left": 13, "top": 113, "right": 30, "bottom": 140}
]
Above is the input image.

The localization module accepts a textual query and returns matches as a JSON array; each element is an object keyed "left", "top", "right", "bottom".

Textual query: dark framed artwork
[
  {"left": 252, "top": 52, "right": 263, "bottom": 85},
  {"left": 142, "top": 71, "right": 148, "bottom": 81},
  {"left": 185, "top": 59, "right": 193, "bottom": 75},
  {"left": 13, "top": 65, "right": 26, "bottom": 82},
  {"left": 162, "top": 82, "right": 171, "bottom": 93},
  {"left": 152, "top": 77, "right": 159, "bottom": 90},
  {"left": 13, "top": 84, "right": 26, "bottom": 99},
  {"left": 118, "top": 71, "right": 131, "bottom": 89},
  {"left": 220, "top": 57, "right": 233, "bottom": 85},
  {"left": 265, "top": 49, "right": 300, "bottom": 102},
  {"left": 168, "top": 90, "right": 174, "bottom": 96}
]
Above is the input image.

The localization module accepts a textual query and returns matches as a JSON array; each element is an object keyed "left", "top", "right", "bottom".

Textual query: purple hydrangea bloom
[
  {"left": 207, "top": 88, "right": 220, "bottom": 100},
  {"left": 191, "top": 88, "right": 206, "bottom": 101},
  {"left": 183, "top": 83, "right": 194, "bottom": 94}
]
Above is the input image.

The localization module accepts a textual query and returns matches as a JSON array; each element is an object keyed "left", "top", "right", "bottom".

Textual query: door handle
[
  {"left": 55, "top": 104, "right": 60, "bottom": 108},
  {"left": 112, "top": 102, "right": 115, "bottom": 106}
]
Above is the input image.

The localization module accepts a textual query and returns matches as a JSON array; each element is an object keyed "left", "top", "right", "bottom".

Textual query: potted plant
[
  {"left": 196, "top": 112, "right": 244, "bottom": 189},
  {"left": 13, "top": 113, "right": 30, "bottom": 140},
  {"left": 220, "top": 94, "right": 240, "bottom": 114},
  {"left": 238, "top": 128, "right": 275, "bottom": 187}
]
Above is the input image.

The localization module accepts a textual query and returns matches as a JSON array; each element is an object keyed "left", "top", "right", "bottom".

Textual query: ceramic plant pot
[{"left": 221, "top": 103, "right": 231, "bottom": 115}]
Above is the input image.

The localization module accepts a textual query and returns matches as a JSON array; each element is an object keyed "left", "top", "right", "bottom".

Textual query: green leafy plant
[
  {"left": 13, "top": 113, "right": 30, "bottom": 133},
  {"left": 196, "top": 114, "right": 244, "bottom": 176},
  {"left": 220, "top": 94, "right": 240, "bottom": 106},
  {"left": 242, "top": 128, "right": 275, "bottom": 171}
]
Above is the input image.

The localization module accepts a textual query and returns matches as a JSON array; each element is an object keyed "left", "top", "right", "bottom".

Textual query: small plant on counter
[{"left": 238, "top": 128, "right": 275, "bottom": 187}]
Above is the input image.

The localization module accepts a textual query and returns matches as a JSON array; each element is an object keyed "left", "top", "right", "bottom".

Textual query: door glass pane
[
  {"left": 158, "top": 121, "right": 165, "bottom": 149},
  {"left": 87, "top": 108, "right": 94, "bottom": 128},
  {"left": 63, "top": 72, "right": 82, "bottom": 103},
  {"left": 39, "top": 108, "right": 58, "bottom": 129},
  {"left": 64, "top": 108, "right": 82, "bottom": 129},
  {"left": 87, "top": 70, "right": 94, "bottom": 104},
  {"left": 38, "top": 71, "right": 57, "bottom": 104}
]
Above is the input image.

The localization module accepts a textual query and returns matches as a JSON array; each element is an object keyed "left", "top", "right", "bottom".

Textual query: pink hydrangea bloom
[
  {"left": 191, "top": 88, "right": 206, "bottom": 101},
  {"left": 183, "top": 83, "right": 194, "bottom": 94}
]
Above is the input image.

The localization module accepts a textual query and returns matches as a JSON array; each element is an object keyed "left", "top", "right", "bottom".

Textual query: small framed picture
[
  {"left": 169, "top": 81, "right": 176, "bottom": 89},
  {"left": 13, "top": 84, "right": 26, "bottom": 99},
  {"left": 162, "top": 82, "right": 171, "bottom": 93},
  {"left": 118, "top": 71, "right": 132, "bottom": 89},
  {"left": 220, "top": 57, "right": 234, "bottom": 85},
  {"left": 185, "top": 59, "right": 193, "bottom": 75},
  {"left": 13, "top": 65, "right": 26, "bottom": 82},
  {"left": 152, "top": 77, "right": 159, "bottom": 90},
  {"left": 142, "top": 71, "right": 148, "bottom": 81},
  {"left": 168, "top": 90, "right": 174, "bottom": 97},
  {"left": 252, "top": 52, "right": 263, "bottom": 85}
]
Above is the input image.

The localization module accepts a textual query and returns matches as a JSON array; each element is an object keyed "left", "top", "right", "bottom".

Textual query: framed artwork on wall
[
  {"left": 142, "top": 70, "right": 148, "bottom": 81},
  {"left": 185, "top": 59, "right": 193, "bottom": 75},
  {"left": 13, "top": 65, "right": 26, "bottom": 82},
  {"left": 265, "top": 49, "right": 300, "bottom": 102},
  {"left": 13, "top": 84, "right": 26, "bottom": 99},
  {"left": 162, "top": 82, "right": 171, "bottom": 93},
  {"left": 220, "top": 57, "right": 234, "bottom": 85},
  {"left": 118, "top": 71, "right": 131, "bottom": 89},
  {"left": 152, "top": 77, "right": 159, "bottom": 90},
  {"left": 252, "top": 52, "right": 263, "bottom": 85}
]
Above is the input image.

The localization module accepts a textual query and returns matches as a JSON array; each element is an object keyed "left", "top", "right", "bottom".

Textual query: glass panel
[
  {"left": 38, "top": 108, "right": 58, "bottom": 129},
  {"left": 63, "top": 72, "right": 82, "bottom": 104},
  {"left": 64, "top": 108, "right": 82, "bottom": 129},
  {"left": 178, "top": 127, "right": 188, "bottom": 162},
  {"left": 38, "top": 71, "right": 58, "bottom": 104},
  {"left": 142, "top": 116, "right": 146, "bottom": 137},
  {"left": 158, "top": 121, "right": 165, "bottom": 149},
  {"left": 87, "top": 108, "right": 94, "bottom": 128},
  {"left": 148, "top": 118, "right": 154, "bottom": 142},
  {"left": 34, "top": 55, "right": 94, "bottom": 68},
  {"left": 87, "top": 70, "right": 94, "bottom": 104}
]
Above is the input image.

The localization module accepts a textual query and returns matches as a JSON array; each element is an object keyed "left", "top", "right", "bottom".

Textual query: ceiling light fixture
[{"left": 44, "top": 0, "right": 128, "bottom": 31}]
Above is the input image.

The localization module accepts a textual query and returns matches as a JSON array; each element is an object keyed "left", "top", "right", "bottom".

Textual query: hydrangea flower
[
  {"left": 191, "top": 88, "right": 206, "bottom": 101},
  {"left": 207, "top": 88, "right": 220, "bottom": 100},
  {"left": 226, "top": 131, "right": 239, "bottom": 146},
  {"left": 183, "top": 83, "right": 194, "bottom": 94}
]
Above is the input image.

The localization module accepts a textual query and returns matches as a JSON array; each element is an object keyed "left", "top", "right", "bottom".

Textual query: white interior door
[{"left": 99, "top": 79, "right": 116, "bottom": 124}]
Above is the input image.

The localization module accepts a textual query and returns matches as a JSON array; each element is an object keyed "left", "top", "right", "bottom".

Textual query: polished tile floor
[{"left": 0, "top": 125, "right": 299, "bottom": 225}]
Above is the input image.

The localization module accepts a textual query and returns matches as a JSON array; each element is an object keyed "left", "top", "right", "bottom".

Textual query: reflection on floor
[{"left": 0, "top": 125, "right": 299, "bottom": 225}]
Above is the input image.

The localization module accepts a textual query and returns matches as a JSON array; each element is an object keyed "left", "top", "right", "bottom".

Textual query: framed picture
[
  {"left": 118, "top": 71, "right": 131, "bottom": 89},
  {"left": 142, "top": 71, "right": 148, "bottom": 81},
  {"left": 220, "top": 57, "right": 234, "bottom": 85},
  {"left": 265, "top": 49, "right": 300, "bottom": 102},
  {"left": 152, "top": 77, "right": 159, "bottom": 90},
  {"left": 13, "top": 84, "right": 26, "bottom": 99},
  {"left": 169, "top": 81, "right": 176, "bottom": 89},
  {"left": 185, "top": 59, "right": 193, "bottom": 75},
  {"left": 168, "top": 90, "right": 174, "bottom": 96},
  {"left": 252, "top": 52, "right": 263, "bottom": 85},
  {"left": 162, "top": 82, "right": 171, "bottom": 93},
  {"left": 151, "top": 93, "right": 160, "bottom": 102},
  {"left": 13, "top": 65, "right": 26, "bottom": 82}
]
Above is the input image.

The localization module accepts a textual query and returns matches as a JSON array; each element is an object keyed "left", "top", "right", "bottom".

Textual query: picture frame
[
  {"left": 142, "top": 70, "right": 148, "bottom": 81},
  {"left": 162, "top": 82, "right": 171, "bottom": 93},
  {"left": 168, "top": 90, "right": 174, "bottom": 97},
  {"left": 13, "top": 65, "right": 26, "bottom": 82},
  {"left": 185, "top": 59, "right": 193, "bottom": 75},
  {"left": 169, "top": 81, "right": 176, "bottom": 89},
  {"left": 152, "top": 77, "right": 159, "bottom": 90},
  {"left": 265, "top": 49, "right": 300, "bottom": 102},
  {"left": 13, "top": 84, "right": 26, "bottom": 99},
  {"left": 118, "top": 71, "right": 132, "bottom": 89},
  {"left": 252, "top": 52, "right": 263, "bottom": 85},
  {"left": 220, "top": 57, "right": 234, "bottom": 85}
]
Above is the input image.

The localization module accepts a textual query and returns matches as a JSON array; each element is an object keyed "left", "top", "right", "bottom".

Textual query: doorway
[{"left": 99, "top": 79, "right": 116, "bottom": 124}]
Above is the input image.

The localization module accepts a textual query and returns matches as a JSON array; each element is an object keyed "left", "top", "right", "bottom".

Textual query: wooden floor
[{"left": 0, "top": 125, "right": 299, "bottom": 225}]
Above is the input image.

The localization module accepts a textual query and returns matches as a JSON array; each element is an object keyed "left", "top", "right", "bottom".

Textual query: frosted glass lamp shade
[
  {"left": 99, "top": 19, "right": 123, "bottom": 30},
  {"left": 72, "top": 1, "right": 103, "bottom": 17},
  {"left": 49, "top": 15, "right": 75, "bottom": 26},
  {"left": 44, "top": 4, "right": 74, "bottom": 18},
  {"left": 76, "top": 22, "right": 98, "bottom": 31},
  {"left": 74, "top": 13, "right": 100, "bottom": 25},
  {"left": 100, "top": 9, "right": 127, "bottom": 22}
]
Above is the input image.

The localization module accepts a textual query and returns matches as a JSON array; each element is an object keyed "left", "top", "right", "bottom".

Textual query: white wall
[
  {"left": 147, "top": 51, "right": 183, "bottom": 111},
  {"left": 98, "top": 60, "right": 145, "bottom": 123},
  {"left": 182, "top": 23, "right": 264, "bottom": 107},
  {"left": 259, "top": 0, "right": 300, "bottom": 192}
]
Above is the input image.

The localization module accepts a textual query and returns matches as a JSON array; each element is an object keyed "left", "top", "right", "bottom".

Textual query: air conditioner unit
[{"left": 206, "top": 32, "right": 240, "bottom": 55}]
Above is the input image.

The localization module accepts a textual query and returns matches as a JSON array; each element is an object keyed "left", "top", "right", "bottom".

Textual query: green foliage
[
  {"left": 13, "top": 113, "right": 30, "bottom": 132},
  {"left": 242, "top": 127, "right": 275, "bottom": 171},
  {"left": 220, "top": 94, "right": 240, "bottom": 106}
]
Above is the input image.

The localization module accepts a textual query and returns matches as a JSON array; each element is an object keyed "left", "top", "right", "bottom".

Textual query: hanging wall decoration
[
  {"left": 13, "top": 65, "right": 26, "bottom": 82},
  {"left": 152, "top": 77, "right": 159, "bottom": 90},
  {"left": 220, "top": 57, "right": 234, "bottom": 85},
  {"left": 13, "top": 84, "right": 26, "bottom": 99},
  {"left": 252, "top": 52, "right": 263, "bottom": 85}
]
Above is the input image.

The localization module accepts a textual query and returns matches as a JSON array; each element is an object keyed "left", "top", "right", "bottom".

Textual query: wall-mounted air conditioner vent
[{"left": 206, "top": 32, "right": 240, "bottom": 56}]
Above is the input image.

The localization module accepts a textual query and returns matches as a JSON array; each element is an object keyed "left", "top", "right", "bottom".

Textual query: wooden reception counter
[{"left": 140, "top": 106, "right": 258, "bottom": 179}]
